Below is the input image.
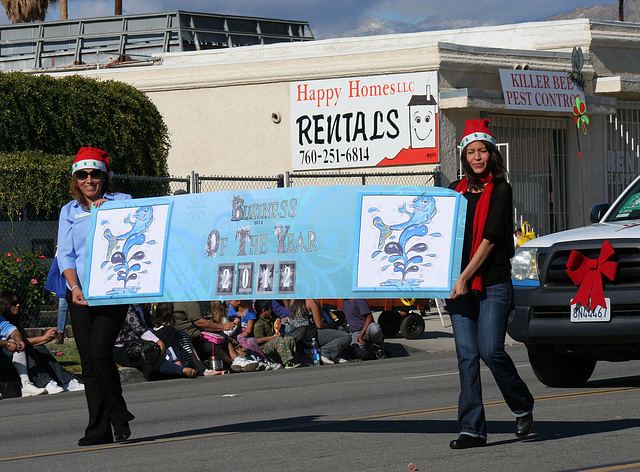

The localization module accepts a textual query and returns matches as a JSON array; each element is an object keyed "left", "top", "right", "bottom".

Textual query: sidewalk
[
  {"left": 23, "top": 309, "right": 521, "bottom": 387},
  {"left": 379, "top": 308, "right": 521, "bottom": 358}
]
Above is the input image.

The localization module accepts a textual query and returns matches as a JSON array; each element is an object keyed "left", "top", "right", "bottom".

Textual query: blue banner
[{"left": 83, "top": 185, "right": 466, "bottom": 305}]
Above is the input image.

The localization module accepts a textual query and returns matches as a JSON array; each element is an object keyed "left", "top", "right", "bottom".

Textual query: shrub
[
  {"left": 0, "top": 72, "right": 170, "bottom": 176},
  {"left": 0, "top": 248, "right": 49, "bottom": 326}
]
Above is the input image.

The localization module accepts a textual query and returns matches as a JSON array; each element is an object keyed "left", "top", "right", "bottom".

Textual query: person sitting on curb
[
  {"left": 173, "top": 301, "right": 257, "bottom": 372},
  {"left": 114, "top": 305, "right": 199, "bottom": 380},
  {"left": 254, "top": 300, "right": 300, "bottom": 369},
  {"left": 1, "top": 291, "right": 84, "bottom": 395},
  {"left": 1, "top": 312, "right": 47, "bottom": 397},
  {"left": 229, "top": 300, "right": 280, "bottom": 371},
  {"left": 289, "top": 299, "right": 351, "bottom": 365},
  {"left": 341, "top": 299, "right": 386, "bottom": 360}
]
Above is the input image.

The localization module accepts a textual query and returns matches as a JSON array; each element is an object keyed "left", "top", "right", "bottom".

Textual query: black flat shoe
[
  {"left": 515, "top": 413, "right": 533, "bottom": 438},
  {"left": 114, "top": 424, "right": 131, "bottom": 442},
  {"left": 449, "top": 434, "right": 487, "bottom": 449},
  {"left": 78, "top": 437, "right": 112, "bottom": 447}
]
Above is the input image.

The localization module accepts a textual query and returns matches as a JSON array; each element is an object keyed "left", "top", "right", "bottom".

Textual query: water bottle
[{"left": 311, "top": 337, "right": 320, "bottom": 366}]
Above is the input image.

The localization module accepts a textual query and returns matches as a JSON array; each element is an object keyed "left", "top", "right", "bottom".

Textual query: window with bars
[
  {"left": 604, "top": 101, "right": 640, "bottom": 202},
  {"left": 489, "top": 115, "right": 570, "bottom": 236}
]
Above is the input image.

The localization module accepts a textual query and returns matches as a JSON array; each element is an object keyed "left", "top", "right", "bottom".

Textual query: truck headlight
[{"left": 511, "top": 247, "right": 539, "bottom": 281}]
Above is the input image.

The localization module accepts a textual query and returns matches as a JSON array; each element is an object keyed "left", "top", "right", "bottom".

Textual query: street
[{"left": 2, "top": 344, "right": 640, "bottom": 472}]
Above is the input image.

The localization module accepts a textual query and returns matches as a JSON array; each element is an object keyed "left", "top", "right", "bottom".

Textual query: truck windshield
[{"left": 607, "top": 178, "right": 640, "bottom": 222}]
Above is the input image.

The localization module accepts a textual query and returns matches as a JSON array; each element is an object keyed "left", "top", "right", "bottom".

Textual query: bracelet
[{"left": 70, "top": 285, "right": 79, "bottom": 291}]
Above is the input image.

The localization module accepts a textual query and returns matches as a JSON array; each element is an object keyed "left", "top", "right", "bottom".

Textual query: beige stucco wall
[
  {"left": 46, "top": 18, "right": 605, "bottom": 179},
  {"left": 45, "top": 17, "right": 640, "bottom": 229}
]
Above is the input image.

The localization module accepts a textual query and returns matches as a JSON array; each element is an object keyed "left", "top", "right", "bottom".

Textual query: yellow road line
[{"left": 570, "top": 462, "right": 640, "bottom": 472}]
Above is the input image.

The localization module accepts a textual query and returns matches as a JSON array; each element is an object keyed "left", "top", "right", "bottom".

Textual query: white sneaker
[
  {"left": 46, "top": 380, "right": 64, "bottom": 395},
  {"left": 269, "top": 363, "right": 282, "bottom": 370},
  {"left": 231, "top": 357, "right": 246, "bottom": 372},
  {"left": 21, "top": 381, "right": 47, "bottom": 397},
  {"left": 63, "top": 378, "right": 85, "bottom": 392},
  {"left": 337, "top": 358, "right": 349, "bottom": 364},
  {"left": 320, "top": 355, "right": 334, "bottom": 365},
  {"left": 242, "top": 358, "right": 259, "bottom": 372}
]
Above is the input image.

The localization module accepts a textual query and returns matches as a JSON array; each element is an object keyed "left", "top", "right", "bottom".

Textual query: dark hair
[
  {"left": 0, "top": 290, "right": 18, "bottom": 317},
  {"left": 460, "top": 140, "right": 507, "bottom": 187},
  {"left": 71, "top": 171, "right": 115, "bottom": 209},
  {"left": 235, "top": 300, "right": 253, "bottom": 311},
  {"left": 152, "top": 302, "right": 174, "bottom": 327},
  {"left": 254, "top": 300, "right": 272, "bottom": 314},
  {"left": 289, "top": 299, "right": 311, "bottom": 321}
]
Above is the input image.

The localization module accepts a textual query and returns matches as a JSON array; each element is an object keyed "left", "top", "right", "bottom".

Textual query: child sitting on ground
[
  {"left": 253, "top": 300, "right": 300, "bottom": 369},
  {"left": 229, "top": 300, "right": 280, "bottom": 371}
]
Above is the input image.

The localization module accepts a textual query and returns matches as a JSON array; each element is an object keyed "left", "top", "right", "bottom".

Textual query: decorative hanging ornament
[{"left": 573, "top": 96, "right": 589, "bottom": 135}]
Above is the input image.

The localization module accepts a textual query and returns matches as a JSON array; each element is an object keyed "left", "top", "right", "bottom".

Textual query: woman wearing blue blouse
[{"left": 57, "top": 147, "right": 134, "bottom": 447}]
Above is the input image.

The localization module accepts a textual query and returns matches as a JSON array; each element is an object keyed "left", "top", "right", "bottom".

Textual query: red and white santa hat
[
  {"left": 459, "top": 119, "right": 497, "bottom": 148},
  {"left": 71, "top": 147, "right": 111, "bottom": 176}
]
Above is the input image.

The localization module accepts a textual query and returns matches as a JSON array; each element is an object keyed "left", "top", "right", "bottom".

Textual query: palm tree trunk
[
  {"left": 115, "top": 0, "right": 121, "bottom": 15},
  {"left": 60, "top": 0, "right": 66, "bottom": 19},
  {"left": 620, "top": 0, "right": 625, "bottom": 21}
]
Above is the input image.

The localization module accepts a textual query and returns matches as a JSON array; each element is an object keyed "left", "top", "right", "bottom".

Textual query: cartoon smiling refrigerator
[{"left": 408, "top": 85, "right": 437, "bottom": 149}]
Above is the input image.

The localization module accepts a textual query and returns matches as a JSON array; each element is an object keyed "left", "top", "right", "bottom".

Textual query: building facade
[{"left": 21, "top": 17, "right": 640, "bottom": 235}]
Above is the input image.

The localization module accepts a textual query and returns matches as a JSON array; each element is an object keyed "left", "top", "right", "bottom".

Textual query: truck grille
[{"left": 542, "top": 242, "right": 640, "bottom": 288}]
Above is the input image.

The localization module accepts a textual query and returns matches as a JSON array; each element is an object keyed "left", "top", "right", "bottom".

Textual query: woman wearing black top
[{"left": 447, "top": 119, "right": 534, "bottom": 449}]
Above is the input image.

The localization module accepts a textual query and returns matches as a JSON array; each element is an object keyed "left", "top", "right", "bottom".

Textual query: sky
[{"left": 0, "top": 1, "right": 621, "bottom": 36}]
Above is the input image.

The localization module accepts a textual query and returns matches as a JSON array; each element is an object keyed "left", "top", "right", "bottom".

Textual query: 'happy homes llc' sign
[{"left": 290, "top": 72, "right": 439, "bottom": 171}]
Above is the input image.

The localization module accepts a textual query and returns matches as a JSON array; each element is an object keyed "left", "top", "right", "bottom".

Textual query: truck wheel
[
  {"left": 527, "top": 348, "right": 596, "bottom": 388},
  {"left": 378, "top": 310, "right": 401, "bottom": 337},
  {"left": 400, "top": 312, "right": 425, "bottom": 339}
]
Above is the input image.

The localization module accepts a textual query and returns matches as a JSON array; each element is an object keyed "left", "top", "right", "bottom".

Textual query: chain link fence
[{"left": 1, "top": 168, "right": 439, "bottom": 327}]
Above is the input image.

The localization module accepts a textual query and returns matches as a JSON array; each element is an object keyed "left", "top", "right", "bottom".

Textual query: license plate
[{"left": 570, "top": 298, "right": 611, "bottom": 322}]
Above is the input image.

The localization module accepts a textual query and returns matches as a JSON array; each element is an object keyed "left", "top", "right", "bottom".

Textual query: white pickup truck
[{"left": 509, "top": 175, "right": 640, "bottom": 387}]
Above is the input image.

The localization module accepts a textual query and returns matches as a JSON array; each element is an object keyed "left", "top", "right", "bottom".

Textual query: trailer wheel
[
  {"left": 378, "top": 310, "right": 401, "bottom": 337},
  {"left": 400, "top": 312, "right": 425, "bottom": 339}
]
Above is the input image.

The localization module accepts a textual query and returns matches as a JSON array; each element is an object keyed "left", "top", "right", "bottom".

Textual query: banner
[
  {"left": 83, "top": 186, "right": 465, "bottom": 305},
  {"left": 290, "top": 72, "right": 439, "bottom": 171},
  {"left": 499, "top": 69, "right": 585, "bottom": 112}
]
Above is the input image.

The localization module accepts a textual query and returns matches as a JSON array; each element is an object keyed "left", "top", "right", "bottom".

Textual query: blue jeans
[
  {"left": 447, "top": 281, "right": 534, "bottom": 438},
  {"left": 57, "top": 297, "right": 68, "bottom": 333}
]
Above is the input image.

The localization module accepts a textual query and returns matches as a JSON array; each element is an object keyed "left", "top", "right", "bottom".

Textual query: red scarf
[{"left": 455, "top": 173, "right": 494, "bottom": 291}]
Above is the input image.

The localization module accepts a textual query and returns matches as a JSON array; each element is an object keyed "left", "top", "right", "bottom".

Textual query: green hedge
[
  {"left": 0, "top": 72, "right": 172, "bottom": 218},
  {"left": 0, "top": 72, "right": 170, "bottom": 176},
  {"left": 0, "top": 151, "right": 73, "bottom": 220}
]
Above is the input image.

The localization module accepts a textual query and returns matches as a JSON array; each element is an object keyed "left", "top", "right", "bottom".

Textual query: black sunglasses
[
  {"left": 76, "top": 169, "right": 103, "bottom": 181},
  {"left": 10, "top": 300, "right": 19, "bottom": 307}
]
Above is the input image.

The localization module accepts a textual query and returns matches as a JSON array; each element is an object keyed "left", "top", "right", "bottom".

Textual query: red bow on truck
[{"left": 565, "top": 240, "right": 618, "bottom": 311}]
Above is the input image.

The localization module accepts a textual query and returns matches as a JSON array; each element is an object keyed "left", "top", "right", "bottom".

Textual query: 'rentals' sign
[
  {"left": 290, "top": 72, "right": 439, "bottom": 171},
  {"left": 499, "top": 69, "right": 585, "bottom": 112}
]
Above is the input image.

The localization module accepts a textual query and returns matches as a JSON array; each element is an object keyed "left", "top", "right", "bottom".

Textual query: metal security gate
[
  {"left": 490, "top": 115, "right": 570, "bottom": 236},
  {"left": 604, "top": 100, "right": 640, "bottom": 201}
]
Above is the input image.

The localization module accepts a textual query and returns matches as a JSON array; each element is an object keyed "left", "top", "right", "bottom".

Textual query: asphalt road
[{"left": 2, "top": 345, "right": 640, "bottom": 472}]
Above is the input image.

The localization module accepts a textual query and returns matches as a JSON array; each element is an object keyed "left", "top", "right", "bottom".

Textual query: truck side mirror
[{"left": 590, "top": 203, "right": 610, "bottom": 223}]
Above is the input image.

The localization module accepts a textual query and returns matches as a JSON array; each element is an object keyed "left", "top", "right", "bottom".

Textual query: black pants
[
  {"left": 67, "top": 290, "right": 134, "bottom": 442},
  {"left": 27, "top": 345, "right": 74, "bottom": 388}
]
